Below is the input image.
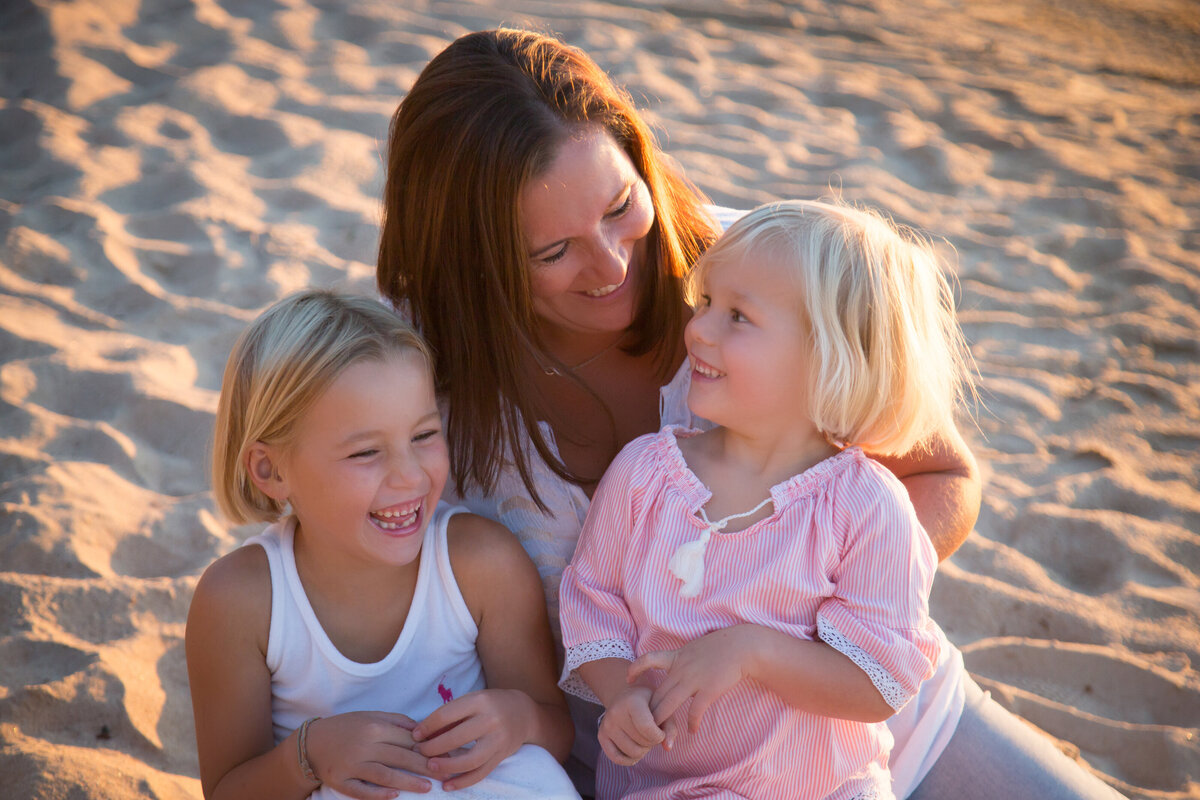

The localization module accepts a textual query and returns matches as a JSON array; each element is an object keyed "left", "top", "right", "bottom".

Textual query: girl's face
[
  {"left": 684, "top": 249, "right": 815, "bottom": 434},
  {"left": 520, "top": 126, "right": 655, "bottom": 340},
  {"left": 274, "top": 350, "right": 448, "bottom": 569}
]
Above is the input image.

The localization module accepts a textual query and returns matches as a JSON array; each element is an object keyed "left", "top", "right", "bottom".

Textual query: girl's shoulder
[
  {"left": 445, "top": 508, "right": 541, "bottom": 620},
  {"left": 187, "top": 530, "right": 273, "bottom": 655},
  {"left": 611, "top": 424, "right": 696, "bottom": 474}
]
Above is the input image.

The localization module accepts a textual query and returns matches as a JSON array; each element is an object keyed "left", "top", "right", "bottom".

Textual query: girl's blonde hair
[
  {"left": 689, "top": 199, "right": 975, "bottom": 456},
  {"left": 212, "top": 290, "right": 433, "bottom": 524}
]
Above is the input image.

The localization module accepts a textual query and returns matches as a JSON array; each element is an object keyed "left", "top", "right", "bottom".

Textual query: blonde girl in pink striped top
[{"left": 558, "top": 199, "right": 976, "bottom": 800}]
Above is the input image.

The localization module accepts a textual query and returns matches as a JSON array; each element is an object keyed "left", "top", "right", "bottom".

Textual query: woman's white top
[{"left": 245, "top": 503, "right": 579, "bottom": 799}]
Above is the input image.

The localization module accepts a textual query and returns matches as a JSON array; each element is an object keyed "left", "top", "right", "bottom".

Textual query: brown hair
[
  {"left": 378, "top": 28, "right": 718, "bottom": 505},
  {"left": 212, "top": 290, "right": 433, "bottom": 524}
]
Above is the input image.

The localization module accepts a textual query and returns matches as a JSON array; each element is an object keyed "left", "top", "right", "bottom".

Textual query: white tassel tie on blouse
[{"left": 668, "top": 497, "right": 773, "bottom": 598}]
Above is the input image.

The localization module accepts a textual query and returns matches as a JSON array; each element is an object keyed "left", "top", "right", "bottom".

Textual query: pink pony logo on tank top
[{"left": 436, "top": 674, "right": 453, "bottom": 704}]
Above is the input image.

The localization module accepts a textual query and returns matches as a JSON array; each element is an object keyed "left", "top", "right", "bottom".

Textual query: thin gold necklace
[{"left": 540, "top": 337, "right": 622, "bottom": 377}]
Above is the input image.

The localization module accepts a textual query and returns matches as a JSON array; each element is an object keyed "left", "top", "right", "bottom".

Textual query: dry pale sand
[{"left": 1, "top": 0, "right": 1197, "bottom": 798}]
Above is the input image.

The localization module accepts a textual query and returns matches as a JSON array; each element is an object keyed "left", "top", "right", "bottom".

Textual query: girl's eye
[
  {"left": 699, "top": 293, "right": 712, "bottom": 308},
  {"left": 605, "top": 190, "right": 634, "bottom": 219},
  {"left": 349, "top": 448, "right": 379, "bottom": 459},
  {"left": 730, "top": 308, "right": 748, "bottom": 323},
  {"left": 413, "top": 429, "right": 442, "bottom": 443}
]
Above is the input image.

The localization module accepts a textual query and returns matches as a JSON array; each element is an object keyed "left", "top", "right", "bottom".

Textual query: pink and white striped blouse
[{"left": 559, "top": 426, "right": 942, "bottom": 800}]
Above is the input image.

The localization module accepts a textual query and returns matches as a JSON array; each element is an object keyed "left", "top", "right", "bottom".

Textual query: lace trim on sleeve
[
  {"left": 559, "top": 639, "right": 635, "bottom": 704},
  {"left": 817, "top": 616, "right": 911, "bottom": 712}
]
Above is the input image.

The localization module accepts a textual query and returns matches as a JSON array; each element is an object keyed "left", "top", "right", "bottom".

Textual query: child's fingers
[
  {"left": 649, "top": 681, "right": 692, "bottom": 727},
  {"left": 660, "top": 717, "right": 678, "bottom": 751},
  {"left": 411, "top": 698, "right": 470, "bottom": 742},
  {"left": 687, "top": 688, "right": 718, "bottom": 733},
  {"left": 628, "top": 701, "right": 667, "bottom": 747},
  {"left": 379, "top": 741, "right": 438, "bottom": 778},
  {"left": 601, "top": 729, "right": 648, "bottom": 766},
  {"left": 627, "top": 649, "right": 676, "bottom": 683},
  {"left": 425, "top": 740, "right": 491, "bottom": 776},
  {"left": 414, "top": 716, "right": 485, "bottom": 758},
  {"left": 437, "top": 752, "right": 505, "bottom": 792},
  {"left": 341, "top": 764, "right": 433, "bottom": 797}
]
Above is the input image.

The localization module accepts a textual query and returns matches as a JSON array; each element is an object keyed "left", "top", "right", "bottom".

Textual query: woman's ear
[{"left": 246, "top": 442, "right": 290, "bottom": 502}]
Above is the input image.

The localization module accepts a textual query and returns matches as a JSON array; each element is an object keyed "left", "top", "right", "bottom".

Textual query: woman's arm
[
  {"left": 412, "top": 514, "right": 573, "bottom": 790},
  {"left": 870, "top": 422, "right": 981, "bottom": 561},
  {"left": 186, "top": 547, "right": 433, "bottom": 800}
]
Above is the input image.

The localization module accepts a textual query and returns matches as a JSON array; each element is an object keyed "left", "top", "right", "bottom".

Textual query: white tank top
[{"left": 246, "top": 502, "right": 580, "bottom": 799}]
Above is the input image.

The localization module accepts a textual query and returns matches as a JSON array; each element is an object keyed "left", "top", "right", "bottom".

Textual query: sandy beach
[{"left": 1, "top": 1, "right": 1197, "bottom": 797}]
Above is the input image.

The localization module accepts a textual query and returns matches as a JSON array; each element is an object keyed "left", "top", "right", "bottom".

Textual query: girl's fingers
[
  {"left": 650, "top": 683, "right": 692, "bottom": 726},
  {"left": 688, "top": 689, "right": 716, "bottom": 733},
  {"left": 661, "top": 717, "right": 678, "bottom": 751},
  {"left": 439, "top": 755, "right": 504, "bottom": 791},
  {"left": 627, "top": 649, "right": 676, "bottom": 683},
  {"left": 348, "top": 763, "right": 433, "bottom": 796},
  {"left": 605, "top": 738, "right": 643, "bottom": 766},
  {"left": 411, "top": 698, "right": 472, "bottom": 742},
  {"left": 378, "top": 742, "right": 437, "bottom": 777},
  {"left": 426, "top": 740, "right": 490, "bottom": 776},
  {"left": 414, "top": 717, "right": 484, "bottom": 758},
  {"left": 629, "top": 706, "right": 666, "bottom": 747}
]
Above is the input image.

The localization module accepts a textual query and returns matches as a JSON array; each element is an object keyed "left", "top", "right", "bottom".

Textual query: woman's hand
[
  {"left": 410, "top": 688, "right": 531, "bottom": 791},
  {"left": 598, "top": 685, "right": 675, "bottom": 766},
  {"left": 628, "top": 625, "right": 763, "bottom": 734},
  {"left": 304, "top": 711, "right": 435, "bottom": 799}
]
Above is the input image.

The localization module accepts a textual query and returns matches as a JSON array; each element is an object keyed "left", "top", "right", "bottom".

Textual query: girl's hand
[
  {"left": 598, "top": 685, "right": 674, "bottom": 766},
  {"left": 628, "top": 625, "right": 763, "bottom": 734},
  {"left": 410, "top": 688, "right": 530, "bottom": 791},
  {"left": 305, "top": 711, "right": 436, "bottom": 799}
]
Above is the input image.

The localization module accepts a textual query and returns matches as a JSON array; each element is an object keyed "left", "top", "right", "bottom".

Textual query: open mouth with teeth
[
  {"left": 369, "top": 499, "right": 423, "bottom": 534},
  {"left": 691, "top": 356, "right": 725, "bottom": 379},
  {"left": 585, "top": 281, "right": 622, "bottom": 297}
]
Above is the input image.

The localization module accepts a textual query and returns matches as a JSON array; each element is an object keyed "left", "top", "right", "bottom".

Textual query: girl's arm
[
  {"left": 630, "top": 625, "right": 895, "bottom": 733},
  {"left": 870, "top": 422, "right": 980, "bottom": 561},
  {"left": 410, "top": 513, "right": 572, "bottom": 790},
  {"left": 186, "top": 547, "right": 432, "bottom": 800}
]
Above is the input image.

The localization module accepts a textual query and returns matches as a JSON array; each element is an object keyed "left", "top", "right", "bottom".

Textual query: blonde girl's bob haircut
[
  {"left": 211, "top": 290, "right": 434, "bottom": 525},
  {"left": 689, "top": 200, "right": 975, "bottom": 457}
]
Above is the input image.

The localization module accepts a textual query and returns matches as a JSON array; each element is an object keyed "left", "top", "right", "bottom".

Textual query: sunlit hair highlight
[
  {"left": 688, "top": 199, "right": 975, "bottom": 456},
  {"left": 212, "top": 290, "right": 434, "bottom": 524}
]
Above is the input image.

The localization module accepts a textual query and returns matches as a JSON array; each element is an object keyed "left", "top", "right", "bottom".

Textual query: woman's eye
[
  {"left": 606, "top": 191, "right": 634, "bottom": 219},
  {"left": 540, "top": 243, "right": 569, "bottom": 265}
]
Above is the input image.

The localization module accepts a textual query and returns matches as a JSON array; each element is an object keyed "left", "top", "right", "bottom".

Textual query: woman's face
[{"left": 520, "top": 126, "right": 655, "bottom": 340}]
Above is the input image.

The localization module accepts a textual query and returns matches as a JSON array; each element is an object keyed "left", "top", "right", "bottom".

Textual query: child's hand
[
  {"left": 410, "top": 688, "right": 530, "bottom": 791},
  {"left": 598, "top": 685, "right": 674, "bottom": 766},
  {"left": 305, "top": 711, "right": 435, "bottom": 798},
  {"left": 628, "top": 625, "right": 762, "bottom": 734}
]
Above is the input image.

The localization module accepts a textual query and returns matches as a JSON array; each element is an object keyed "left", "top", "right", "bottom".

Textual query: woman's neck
[{"left": 532, "top": 326, "right": 629, "bottom": 374}]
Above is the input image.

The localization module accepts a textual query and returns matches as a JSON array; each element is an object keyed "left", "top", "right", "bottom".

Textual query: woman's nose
[{"left": 589, "top": 233, "right": 629, "bottom": 285}]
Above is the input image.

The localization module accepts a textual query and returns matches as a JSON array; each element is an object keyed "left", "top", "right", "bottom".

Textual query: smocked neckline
[{"left": 656, "top": 425, "right": 862, "bottom": 527}]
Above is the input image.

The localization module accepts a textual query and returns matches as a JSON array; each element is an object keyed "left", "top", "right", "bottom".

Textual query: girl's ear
[{"left": 246, "top": 442, "right": 290, "bottom": 502}]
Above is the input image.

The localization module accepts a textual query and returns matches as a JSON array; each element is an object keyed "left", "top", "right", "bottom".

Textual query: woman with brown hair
[{"left": 377, "top": 27, "right": 1120, "bottom": 800}]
